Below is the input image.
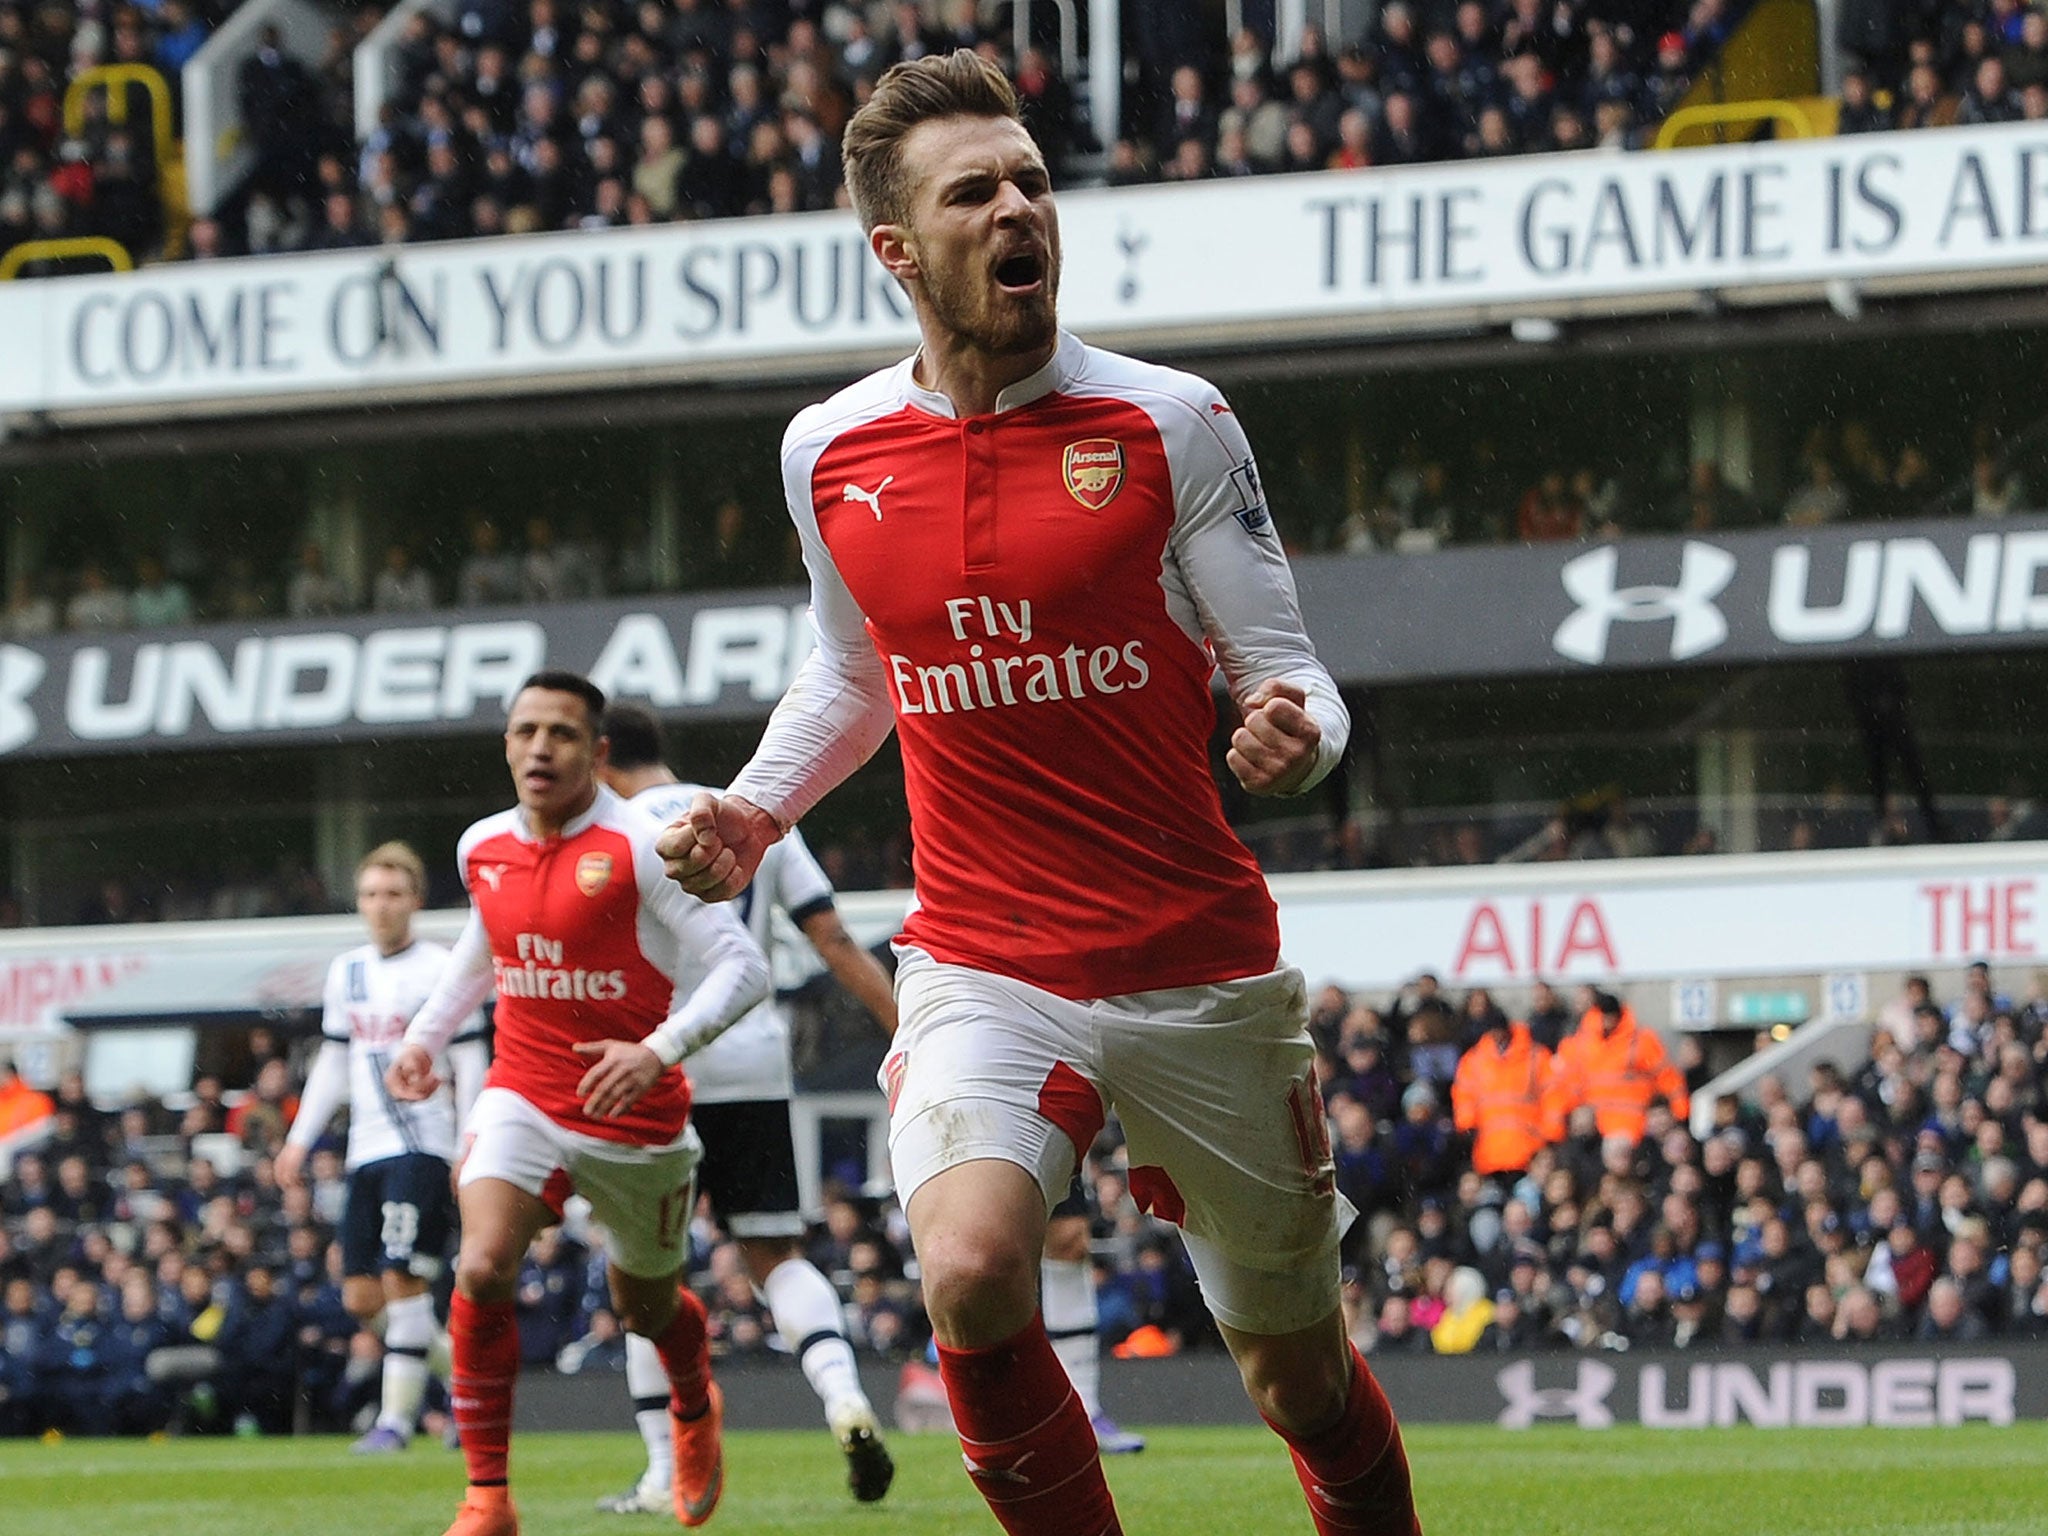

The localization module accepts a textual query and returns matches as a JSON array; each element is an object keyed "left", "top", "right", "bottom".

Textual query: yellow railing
[
  {"left": 0, "top": 237, "right": 134, "bottom": 280},
  {"left": 60, "top": 63, "right": 189, "bottom": 258},
  {"left": 1655, "top": 98, "right": 1821, "bottom": 149},
  {"left": 1657, "top": 0, "right": 1822, "bottom": 146},
  {"left": 63, "top": 63, "right": 173, "bottom": 151}
]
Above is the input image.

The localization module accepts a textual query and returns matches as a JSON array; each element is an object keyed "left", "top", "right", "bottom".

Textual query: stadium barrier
[{"left": 519, "top": 1343, "right": 2048, "bottom": 1433}]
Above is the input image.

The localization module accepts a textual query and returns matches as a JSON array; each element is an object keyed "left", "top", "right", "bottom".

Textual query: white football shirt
[
  {"left": 296, "top": 940, "right": 485, "bottom": 1168},
  {"left": 631, "top": 781, "right": 839, "bottom": 1103}
]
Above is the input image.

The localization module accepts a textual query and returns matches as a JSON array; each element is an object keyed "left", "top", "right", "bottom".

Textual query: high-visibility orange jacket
[
  {"left": 1451, "top": 1024, "right": 1552, "bottom": 1174},
  {"left": 1543, "top": 1006, "right": 1690, "bottom": 1144},
  {"left": 0, "top": 1073, "right": 53, "bottom": 1140}
]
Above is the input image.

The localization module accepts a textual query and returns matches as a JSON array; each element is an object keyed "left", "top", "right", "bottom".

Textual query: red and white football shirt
[
  {"left": 404, "top": 787, "right": 768, "bottom": 1145},
  {"left": 731, "top": 331, "right": 1349, "bottom": 1000}
]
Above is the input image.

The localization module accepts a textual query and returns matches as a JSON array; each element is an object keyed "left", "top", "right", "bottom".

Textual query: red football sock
[
  {"left": 937, "top": 1315, "right": 1121, "bottom": 1536},
  {"left": 449, "top": 1291, "right": 520, "bottom": 1488},
  {"left": 1267, "top": 1346, "right": 1421, "bottom": 1535},
  {"left": 652, "top": 1287, "right": 713, "bottom": 1420}
]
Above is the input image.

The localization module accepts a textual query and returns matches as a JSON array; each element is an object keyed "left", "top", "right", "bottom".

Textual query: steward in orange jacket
[
  {"left": 1451, "top": 1019, "right": 1552, "bottom": 1175},
  {"left": 1543, "top": 992, "right": 1689, "bottom": 1145}
]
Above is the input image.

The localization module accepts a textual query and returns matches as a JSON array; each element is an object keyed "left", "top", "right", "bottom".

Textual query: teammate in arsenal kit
[
  {"left": 660, "top": 52, "right": 1422, "bottom": 1536},
  {"left": 278, "top": 841, "right": 485, "bottom": 1455},
  {"left": 388, "top": 672, "right": 770, "bottom": 1536}
]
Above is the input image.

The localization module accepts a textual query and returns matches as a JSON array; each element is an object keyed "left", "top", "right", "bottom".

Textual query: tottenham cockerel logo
[
  {"left": 1552, "top": 542, "right": 1738, "bottom": 665},
  {"left": 1062, "top": 439, "right": 1125, "bottom": 510}
]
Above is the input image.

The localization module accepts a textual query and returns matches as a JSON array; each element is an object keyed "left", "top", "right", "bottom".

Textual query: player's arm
[
  {"left": 575, "top": 871, "right": 772, "bottom": 1120},
  {"left": 390, "top": 908, "right": 494, "bottom": 1100},
  {"left": 770, "top": 824, "right": 899, "bottom": 1035},
  {"left": 1163, "top": 387, "right": 1349, "bottom": 797},
  {"left": 660, "top": 426, "right": 896, "bottom": 900},
  {"left": 799, "top": 906, "right": 900, "bottom": 1036},
  {"left": 278, "top": 962, "right": 351, "bottom": 1187}
]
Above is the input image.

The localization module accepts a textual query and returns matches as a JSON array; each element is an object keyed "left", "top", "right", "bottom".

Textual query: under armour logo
[
  {"left": 1552, "top": 541, "right": 1737, "bottom": 665},
  {"left": 0, "top": 646, "right": 45, "bottom": 754},
  {"left": 1495, "top": 1360, "right": 1617, "bottom": 1429},
  {"left": 842, "top": 476, "right": 894, "bottom": 521}
]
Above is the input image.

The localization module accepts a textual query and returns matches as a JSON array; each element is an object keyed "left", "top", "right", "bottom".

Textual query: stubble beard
[{"left": 924, "top": 248, "right": 1061, "bottom": 358}]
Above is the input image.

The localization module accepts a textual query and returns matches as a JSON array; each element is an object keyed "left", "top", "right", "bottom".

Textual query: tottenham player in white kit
[
  {"left": 594, "top": 702, "right": 896, "bottom": 1509},
  {"left": 277, "top": 842, "right": 486, "bottom": 1452}
]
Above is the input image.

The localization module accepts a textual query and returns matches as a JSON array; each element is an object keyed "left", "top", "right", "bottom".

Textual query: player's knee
[
  {"left": 736, "top": 1237, "right": 801, "bottom": 1282},
  {"left": 341, "top": 1279, "right": 383, "bottom": 1321},
  {"left": 1238, "top": 1344, "right": 1349, "bottom": 1437},
  {"left": 453, "top": 1247, "right": 520, "bottom": 1301},
  {"left": 1043, "top": 1215, "right": 1090, "bottom": 1263},
  {"left": 613, "top": 1294, "right": 677, "bottom": 1339},
  {"left": 920, "top": 1233, "right": 1037, "bottom": 1340}
]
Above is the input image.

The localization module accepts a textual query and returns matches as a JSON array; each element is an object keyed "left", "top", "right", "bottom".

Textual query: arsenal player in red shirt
[
  {"left": 389, "top": 672, "right": 769, "bottom": 1536},
  {"left": 661, "top": 52, "right": 1421, "bottom": 1536}
]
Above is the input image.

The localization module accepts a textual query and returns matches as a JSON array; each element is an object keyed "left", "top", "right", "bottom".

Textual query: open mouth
[{"left": 994, "top": 249, "right": 1044, "bottom": 292}]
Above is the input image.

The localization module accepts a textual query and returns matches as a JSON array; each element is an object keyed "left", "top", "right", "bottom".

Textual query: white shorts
[
  {"left": 882, "top": 949, "right": 1353, "bottom": 1336},
  {"left": 460, "top": 1087, "right": 701, "bottom": 1278},
  {"left": 684, "top": 1004, "right": 794, "bottom": 1105}
]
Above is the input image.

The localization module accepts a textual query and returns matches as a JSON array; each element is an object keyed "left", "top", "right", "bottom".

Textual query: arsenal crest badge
[
  {"left": 1062, "top": 438, "right": 1125, "bottom": 510},
  {"left": 575, "top": 852, "right": 613, "bottom": 897}
]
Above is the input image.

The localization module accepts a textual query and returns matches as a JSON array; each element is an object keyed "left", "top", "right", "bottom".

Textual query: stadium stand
[
  {"left": 4, "top": 960, "right": 2044, "bottom": 1434},
  {"left": 0, "top": 0, "right": 1777, "bottom": 271}
]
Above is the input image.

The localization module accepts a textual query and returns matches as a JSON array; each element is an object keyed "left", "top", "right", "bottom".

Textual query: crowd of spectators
[
  {"left": 1319, "top": 963, "right": 2048, "bottom": 1358},
  {"left": 8, "top": 404, "right": 2035, "bottom": 660},
  {"left": 6, "top": 958, "right": 2047, "bottom": 1438},
  {"left": 2, "top": 501, "right": 799, "bottom": 643},
  {"left": 4, "top": 0, "right": 1752, "bottom": 271},
  {"left": 1310, "top": 412, "right": 2038, "bottom": 559},
  {"left": 1237, "top": 788, "right": 2042, "bottom": 879},
  {"left": 1836, "top": 0, "right": 2048, "bottom": 134},
  {"left": 0, "top": 1039, "right": 933, "bottom": 1438}
]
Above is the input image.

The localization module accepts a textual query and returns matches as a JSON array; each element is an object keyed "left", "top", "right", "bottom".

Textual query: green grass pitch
[{"left": 0, "top": 1423, "right": 2040, "bottom": 1535}]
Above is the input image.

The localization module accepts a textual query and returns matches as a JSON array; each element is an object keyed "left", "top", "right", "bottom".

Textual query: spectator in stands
[
  {"left": 306, "top": 192, "right": 369, "bottom": 251},
  {"left": 456, "top": 518, "right": 523, "bottom": 605},
  {"left": 371, "top": 544, "right": 436, "bottom": 612},
  {"left": 64, "top": 562, "right": 130, "bottom": 631},
  {"left": 1919, "top": 1276, "right": 1990, "bottom": 1341},
  {"left": 1516, "top": 469, "right": 1584, "bottom": 542},
  {"left": 1665, "top": 459, "right": 1762, "bottom": 533},
  {"left": 4, "top": 575, "right": 58, "bottom": 639},
  {"left": 1453, "top": 1008, "right": 1552, "bottom": 1179},
  {"left": 1972, "top": 452, "right": 2026, "bottom": 516},
  {"left": 1158, "top": 64, "right": 1216, "bottom": 156},
  {"left": 154, "top": 0, "right": 210, "bottom": 76},
  {"left": 1546, "top": 991, "right": 1691, "bottom": 1147},
  {"left": 520, "top": 515, "right": 587, "bottom": 602},
  {"left": 128, "top": 553, "right": 192, "bottom": 628},
  {"left": 1959, "top": 56, "right": 2023, "bottom": 123},
  {"left": 239, "top": 27, "right": 321, "bottom": 209},
  {"left": 631, "top": 115, "right": 685, "bottom": 221},
  {"left": 284, "top": 542, "right": 351, "bottom": 618},
  {"left": 1896, "top": 63, "right": 1958, "bottom": 130},
  {"left": 1837, "top": 68, "right": 1894, "bottom": 133},
  {"left": 1783, "top": 458, "right": 1850, "bottom": 526}
]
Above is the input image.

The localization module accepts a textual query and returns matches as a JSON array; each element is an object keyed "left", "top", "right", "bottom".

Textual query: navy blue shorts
[
  {"left": 691, "top": 1099, "right": 804, "bottom": 1240},
  {"left": 341, "top": 1153, "right": 455, "bottom": 1281},
  {"left": 1051, "top": 1172, "right": 1090, "bottom": 1220}
]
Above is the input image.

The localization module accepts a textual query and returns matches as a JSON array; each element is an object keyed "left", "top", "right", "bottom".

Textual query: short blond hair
[
  {"left": 357, "top": 841, "right": 426, "bottom": 897},
  {"left": 842, "top": 50, "right": 1021, "bottom": 231}
]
